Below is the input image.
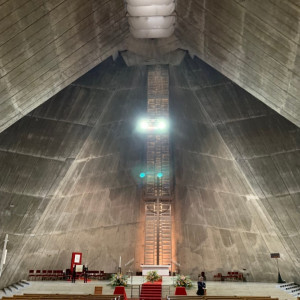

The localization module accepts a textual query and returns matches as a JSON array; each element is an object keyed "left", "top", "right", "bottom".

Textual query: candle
[{"left": 119, "top": 256, "right": 121, "bottom": 268}]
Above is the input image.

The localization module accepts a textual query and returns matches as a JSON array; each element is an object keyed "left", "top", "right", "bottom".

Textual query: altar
[{"left": 141, "top": 265, "right": 170, "bottom": 276}]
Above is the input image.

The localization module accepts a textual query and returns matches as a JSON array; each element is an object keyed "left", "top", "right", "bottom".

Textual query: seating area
[
  {"left": 213, "top": 272, "right": 244, "bottom": 281},
  {"left": 0, "top": 280, "right": 295, "bottom": 300},
  {"left": 28, "top": 271, "right": 108, "bottom": 281},
  {"left": 1, "top": 294, "right": 124, "bottom": 300},
  {"left": 167, "top": 296, "right": 278, "bottom": 300},
  {"left": 28, "top": 271, "right": 65, "bottom": 281}
]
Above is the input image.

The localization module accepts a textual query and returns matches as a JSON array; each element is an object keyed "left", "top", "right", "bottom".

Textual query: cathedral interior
[{"left": 0, "top": 0, "right": 299, "bottom": 289}]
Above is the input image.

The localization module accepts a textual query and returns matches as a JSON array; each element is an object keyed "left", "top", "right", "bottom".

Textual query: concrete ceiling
[{"left": 1, "top": 0, "right": 300, "bottom": 133}]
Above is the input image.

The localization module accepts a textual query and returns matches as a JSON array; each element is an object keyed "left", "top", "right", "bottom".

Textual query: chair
[
  {"left": 47, "top": 270, "right": 54, "bottom": 280},
  {"left": 93, "top": 270, "right": 100, "bottom": 279},
  {"left": 214, "top": 273, "right": 222, "bottom": 281},
  {"left": 28, "top": 270, "right": 35, "bottom": 281},
  {"left": 35, "top": 270, "right": 41, "bottom": 280},
  {"left": 56, "top": 270, "right": 64, "bottom": 280},
  {"left": 41, "top": 270, "right": 47, "bottom": 280},
  {"left": 52, "top": 270, "right": 58, "bottom": 280},
  {"left": 100, "top": 270, "right": 105, "bottom": 280},
  {"left": 233, "top": 272, "right": 239, "bottom": 280}
]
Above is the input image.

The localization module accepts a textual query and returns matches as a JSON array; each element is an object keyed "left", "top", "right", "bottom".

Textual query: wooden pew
[
  {"left": 167, "top": 295, "right": 278, "bottom": 300},
  {"left": 167, "top": 296, "right": 277, "bottom": 300},
  {"left": 167, "top": 297, "right": 247, "bottom": 298},
  {"left": 2, "top": 294, "right": 124, "bottom": 300},
  {"left": 4, "top": 298, "right": 123, "bottom": 300}
]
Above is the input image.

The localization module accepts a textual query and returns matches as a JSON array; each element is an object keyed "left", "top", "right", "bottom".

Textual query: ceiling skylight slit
[{"left": 125, "top": 0, "right": 176, "bottom": 38}]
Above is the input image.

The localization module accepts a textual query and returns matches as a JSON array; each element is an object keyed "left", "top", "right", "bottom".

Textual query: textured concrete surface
[
  {"left": 1, "top": 0, "right": 300, "bottom": 133},
  {"left": 176, "top": 0, "right": 300, "bottom": 127},
  {"left": 0, "top": 55, "right": 299, "bottom": 289},
  {"left": 170, "top": 56, "right": 300, "bottom": 283},
  {"left": 0, "top": 57, "right": 147, "bottom": 289},
  {"left": 0, "top": 0, "right": 128, "bottom": 133}
]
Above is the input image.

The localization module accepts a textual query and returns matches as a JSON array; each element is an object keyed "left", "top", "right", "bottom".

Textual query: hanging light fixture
[{"left": 125, "top": 0, "right": 176, "bottom": 39}]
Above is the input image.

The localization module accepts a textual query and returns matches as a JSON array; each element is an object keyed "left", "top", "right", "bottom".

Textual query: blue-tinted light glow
[
  {"left": 140, "top": 119, "right": 148, "bottom": 130},
  {"left": 139, "top": 172, "right": 146, "bottom": 178},
  {"left": 157, "top": 172, "right": 163, "bottom": 178}
]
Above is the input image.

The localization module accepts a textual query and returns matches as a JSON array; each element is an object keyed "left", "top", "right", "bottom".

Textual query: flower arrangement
[
  {"left": 110, "top": 273, "right": 128, "bottom": 286},
  {"left": 146, "top": 270, "right": 161, "bottom": 283},
  {"left": 174, "top": 274, "right": 193, "bottom": 288}
]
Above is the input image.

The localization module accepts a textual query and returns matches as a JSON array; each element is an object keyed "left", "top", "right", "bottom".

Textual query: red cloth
[
  {"left": 144, "top": 281, "right": 162, "bottom": 285},
  {"left": 175, "top": 286, "right": 187, "bottom": 295},
  {"left": 113, "top": 286, "right": 127, "bottom": 300}
]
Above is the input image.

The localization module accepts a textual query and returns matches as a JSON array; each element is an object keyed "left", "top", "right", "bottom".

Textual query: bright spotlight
[
  {"left": 136, "top": 117, "right": 169, "bottom": 134},
  {"left": 139, "top": 172, "right": 146, "bottom": 178},
  {"left": 157, "top": 172, "right": 163, "bottom": 178},
  {"left": 157, "top": 119, "right": 167, "bottom": 130},
  {"left": 138, "top": 118, "right": 149, "bottom": 131}
]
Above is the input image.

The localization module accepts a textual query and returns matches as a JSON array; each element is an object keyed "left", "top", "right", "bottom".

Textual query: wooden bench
[
  {"left": 3, "top": 298, "right": 121, "bottom": 300},
  {"left": 167, "top": 296, "right": 277, "bottom": 300},
  {"left": 167, "top": 295, "right": 239, "bottom": 300},
  {"left": 168, "top": 296, "right": 266, "bottom": 298},
  {"left": 2, "top": 294, "right": 124, "bottom": 300}
]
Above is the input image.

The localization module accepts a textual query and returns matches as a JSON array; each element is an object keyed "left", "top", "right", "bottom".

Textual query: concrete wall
[
  {"left": 0, "top": 0, "right": 128, "bottom": 133},
  {"left": 0, "top": 57, "right": 147, "bottom": 288},
  {"left": 0, "top": 54, "right": 299, "bottom": 288},
  {"left": 176, "top": 0, "right": 300, "bottom": 127},
  {"left": 1, "top": 0, "right": 300, "bottom": 134},
  {"left": 170, "top": 56, "right": 300, "bottom": 282}
]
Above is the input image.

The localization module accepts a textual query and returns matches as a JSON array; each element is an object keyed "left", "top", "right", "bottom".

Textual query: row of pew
[
  {"left": 2, "top": 294, "right": 124, "bottom": 300},
  {"left": 167, "top": 296, "right": 279, "bottom": 300},
  {"left": 1, "top": 293, "right": 288, "bottom": 300}
]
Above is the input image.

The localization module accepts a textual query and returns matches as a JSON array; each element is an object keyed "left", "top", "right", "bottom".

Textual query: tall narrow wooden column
[{"left": 144, "top": 65, "right": 172, "bottom": 266}]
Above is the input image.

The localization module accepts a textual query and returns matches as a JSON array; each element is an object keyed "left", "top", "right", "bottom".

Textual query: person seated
[{"left": 196, "top": 276, "right": 206, "bottom": 296}]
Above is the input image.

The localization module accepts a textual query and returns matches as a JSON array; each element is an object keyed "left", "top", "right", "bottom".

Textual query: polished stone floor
[{"left": 0, "top": 279, "right": 296, "bottom": 300}]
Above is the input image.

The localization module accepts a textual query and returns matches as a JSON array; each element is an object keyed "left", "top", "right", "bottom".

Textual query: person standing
[
  {"left": 196, "top": 276, "right": 206, "bottom": 296},
  {"left": 71, "top": 265, "right": 76, "bottom": 283},
  {"left": 83, "top": 265, "right": 88, "bottom": 283}
]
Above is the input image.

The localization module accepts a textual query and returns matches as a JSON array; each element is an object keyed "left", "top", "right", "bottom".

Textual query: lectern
[
  {"left": 71, "top": 252, "right": 82, "bottom": 272},
  {"left": 270, "top": 253, "right": 285, "bottom": 283}
]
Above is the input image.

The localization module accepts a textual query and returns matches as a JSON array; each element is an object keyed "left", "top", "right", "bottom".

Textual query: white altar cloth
[{"left": 141, "top": 265, "right": 170, "bottom": 276}]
